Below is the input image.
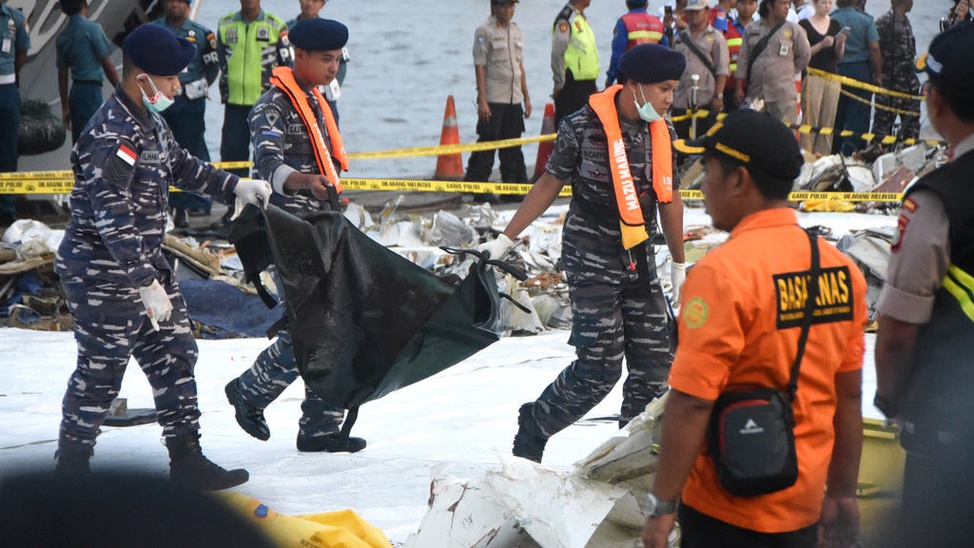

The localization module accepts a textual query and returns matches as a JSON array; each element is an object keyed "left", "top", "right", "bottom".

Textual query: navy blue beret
[
  {"left": 123, "top": 24, "right": 195, "bottom": 76},
  {"left": 289, "top": 18, "right": 349, "bottom": 51},
  {"left": 620, "top": 44, "right": 686, "bottom": 84},
  {"left": 917, "top": 22, "right": 974, "bottom": 97}
]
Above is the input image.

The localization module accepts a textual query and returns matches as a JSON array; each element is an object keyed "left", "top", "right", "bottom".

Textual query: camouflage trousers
[
  {"left": 529, "top": 272, "right": 674, "bottom": 438},
  {"left": 872, "top": 81, "right": 921, "bottom": 141},
  {"left": 235, "top": 329, "right": 344, "bottom": 437},
  {"left": 59, "top": 278, "right": 200, "bottom": 448},
  {"left": 234, "top": 268, "right": 344, "bottom": 437}
]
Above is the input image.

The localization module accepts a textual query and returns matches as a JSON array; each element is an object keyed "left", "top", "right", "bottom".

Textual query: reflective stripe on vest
[
  {"left": 562, "top": 12, "right": 600, "bottom": 81},
  {"left": 269, "top": 67, "right": 348, "bottom": 192},
  {"left": 621, "top": 11, "right": 665, "bottom": 49},
  {"left": 222, "top": 16, "right": 286, "bottom": 105},
  {"left": 588, "top": 86, "right": 674, "bottom": 249},
  {"left": 942, "top": 264, "right": 974, "bottom": 323},
  {"left": 726, "top": 36, "right": 743, "bottom": 72}
]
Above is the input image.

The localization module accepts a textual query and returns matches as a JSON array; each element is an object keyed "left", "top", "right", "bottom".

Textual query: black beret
[
  {"left": 289, "top": 18, "right": 349, "bottom": 51},
  {"left": 123, "top": 24, "right": 195, "bottom": 76},
  {"left": 619, "top": 44, "right": 686, "bottom": 84},
  {"left": 917, "top": 21, "right": 974, "bottom": 98},
  {"left": 689, "top": 110, "right": 803, "bottom": 182}
]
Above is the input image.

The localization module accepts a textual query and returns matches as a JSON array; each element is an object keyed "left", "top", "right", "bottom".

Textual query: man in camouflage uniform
[
  {"left": 480, "top": 45, "right": 688, "bottom": 463},
  {"left": 871, "top": 0, "right": 920, "bottom": 141},
  {"left": 54, "top": 24, "right": 271, "bottom": 490},
  {"left": 224, "top": 18, "right": 366, "bottom": 454},
  {"left": 153, "top": 0, "right": 221, "bottom": 227}
]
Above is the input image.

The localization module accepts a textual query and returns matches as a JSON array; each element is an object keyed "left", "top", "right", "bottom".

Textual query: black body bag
[{"left": 707, "top": 230, "right": 820, "bottom": 498}]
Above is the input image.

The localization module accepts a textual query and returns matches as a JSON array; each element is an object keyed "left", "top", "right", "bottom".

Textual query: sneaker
[
  {"left": 512, "top": 402, "right": 547, "bottom": 463},
  {"left": 224, "top": 380, "right": 270, "bottom": 441},
  {"left": 296, "top": 433, "right": 367, "bottom": 453}
]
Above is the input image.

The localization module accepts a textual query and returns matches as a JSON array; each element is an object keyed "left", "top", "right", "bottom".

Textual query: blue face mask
[
  {"left": 633, "top": 84, "right": 662, "bottom": 123},
  {"left": 138, "top": 74, "right": 174, "bottom": 113}
]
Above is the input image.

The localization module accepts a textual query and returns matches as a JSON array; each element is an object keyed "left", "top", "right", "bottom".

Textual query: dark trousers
[
  {"left": 872, "top": 84, "right": 921, "bottom": 142},
  {"left": 164, "top": 96, "right": 212, "bottom": 213},
  {"left": 554, "top": 73, "right": 597, "bottom": 125},
  {"left": 59, "top": 277, "right": 202, "bottom": 448},
  {"left": 464, "top": 102, "right": 527, "bottom": 183},
  {"left": 0, "top": 84, "right": 20, "bottom": 220},
  {"left": 221, "top": 103, "right": 253, "bottom": 177},
  {"left": 679, "top": 503, "right": 817, "bottom": 548},
  {"left": 68, "top": 82, "right": 104, "bottom": 144},
  {"left": 832, "top": 61, "right": 873, "bottom": 156},
  {"left": 896, "top": 445, "right": 974, "bottom": 547}
]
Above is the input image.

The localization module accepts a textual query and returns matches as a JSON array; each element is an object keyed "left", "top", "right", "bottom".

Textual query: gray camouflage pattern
[
  {"left": 872, "top": 10, "right": 921, "bottom": 140},
  {"left": 56, "top": 88, "right": 239, "bottom": 448}
]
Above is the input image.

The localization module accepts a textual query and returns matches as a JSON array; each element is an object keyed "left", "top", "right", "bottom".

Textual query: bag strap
[
  {"left": 678, "top": 30, "right": 717, "bottom": 77},
  {"left": 787, "top": 229, "right": 821, "bottom": 402},
  {"left": 745, "top": 21, "right": 786, "bottom": 86}
]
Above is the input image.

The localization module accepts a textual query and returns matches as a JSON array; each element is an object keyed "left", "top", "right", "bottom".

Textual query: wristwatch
[{"left": 645, "top": 493, "right": 678, "bottom": 518}]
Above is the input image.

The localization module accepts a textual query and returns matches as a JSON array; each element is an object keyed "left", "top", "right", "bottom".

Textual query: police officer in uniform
[
  {"left": 875, "top": 22, "right": 974, "bottom": 547},
  {"left": 0, "top": 0, "right": 29, "bottom": 227},
  {"left": 552, "top": 0, "right": 600, "bottom": 124},
  {"left": 54, "top": 24, "right": 272, "bottom": 490},
  {"left": 217, "top": 0, "right": 291, "bottom": 180},
  {"left": 481, "top": 45, "right": 688, "bottom": 463},
  {"left": 153, "top": 0, "right": 221, "bottom": 228},
  {"left": 224, "top": 18, "right": 366, "bottom": 454}
]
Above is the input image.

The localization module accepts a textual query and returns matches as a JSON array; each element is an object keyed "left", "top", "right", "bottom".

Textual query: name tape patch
[{"left": 774, "top": 266, "right": 854, "bottom": 329}]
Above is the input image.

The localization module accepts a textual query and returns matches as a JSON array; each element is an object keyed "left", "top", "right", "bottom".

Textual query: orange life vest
[
  {"left": 588, "top": 85, "right": 674, "bottom": 249},
  {"left": 269, "top": 66, "right": 348, "bottom": 193}
]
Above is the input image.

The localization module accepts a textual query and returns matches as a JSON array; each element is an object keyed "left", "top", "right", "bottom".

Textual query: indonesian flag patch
[{"left": 116, "top": 144, "right": 138, "bottom": 166}]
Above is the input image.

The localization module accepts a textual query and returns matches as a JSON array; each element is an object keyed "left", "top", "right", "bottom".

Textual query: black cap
[
  {"left": 916, "top": 21, "right": 974, "bottom": 98},
  {"left": 683, "top": 110, "right": 803, "bottom": 183},
  {"left": 620, "top": 44, "right": 686, "bottom": 84},
  {"left": 123, "top": 24, "right": 195, "bottom": 76},
  {"left": 289, "top": 18, "right": 349, "bottom": 51}
]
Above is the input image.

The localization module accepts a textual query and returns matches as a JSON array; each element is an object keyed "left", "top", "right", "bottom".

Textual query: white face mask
[
  {"left": 137, "top": 74, "right": 174, "bottom": 113},
  {"left": 633, "top": 84, "right": 662, "bottom": 123}
]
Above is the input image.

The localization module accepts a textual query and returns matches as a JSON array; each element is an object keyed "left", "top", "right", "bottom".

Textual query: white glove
[
  {"left": 669, "top": 261, "right": 687, "bottom": 305},
  {"left": 233, "top": 178, "right": 272, "bottom": 219},
  {"left": 477, "top": 233, "right": 514, "bottom": 260},
  {"left": 138, "top": 280, "right": 172, "bottom": 328}
]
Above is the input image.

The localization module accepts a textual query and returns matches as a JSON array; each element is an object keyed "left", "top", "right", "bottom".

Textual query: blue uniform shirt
[
  {"left": 831, "top": 6, "right": 879, "bottom": 65},
  {"left": 0, "top": 4, "right": 30, "bottom": 79},
  {"left": 56, "top": 15, "right": 113, "bottom": 83},
  {"left": 150, "top": 17, "right": 219, "bottom": 90}
]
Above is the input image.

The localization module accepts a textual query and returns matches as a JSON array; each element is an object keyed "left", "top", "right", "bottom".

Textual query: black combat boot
[
  {"left": 166, "top": 433, "right": 249, "bottom": 491},
  {"left": 512, "top": 402, "right": 548, "bottom": 463},
  {"left": 225, "top": 379, "right": 270, "bottom": 441},
  {"left": 296, "top": 433, "right": 367, "bottom": 453},
  {"left": 55, "top": 442, "right": 93, "bottom": 475},
  {"left": 172, "top": 208, "right": 189, "bottom": 229}
]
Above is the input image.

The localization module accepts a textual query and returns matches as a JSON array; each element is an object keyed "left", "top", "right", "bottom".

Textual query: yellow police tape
[
  {"left": 0, "top": 173, "right": 904, "bottom": 203},
  {"left": 807, "top": 68, "right": 925, "bottom": 101},
  {"left": 838, "top": 86, "right": 922, "bottom": 117}
]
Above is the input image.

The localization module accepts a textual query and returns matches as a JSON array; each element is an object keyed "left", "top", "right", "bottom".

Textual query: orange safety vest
[
  {"left": 588, "top": 85, "right": 673, "bottom": 250},
  {"left": 269, "top": 66, "right": 348, "bottom": 193}
]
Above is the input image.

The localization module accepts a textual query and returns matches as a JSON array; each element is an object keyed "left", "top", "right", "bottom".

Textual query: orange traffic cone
[
  {"left": 533, "top": 102, "right": 556, "bottom": 181},
  {"left": 434, "top": 95, "right": 464, "bottom": 180}
]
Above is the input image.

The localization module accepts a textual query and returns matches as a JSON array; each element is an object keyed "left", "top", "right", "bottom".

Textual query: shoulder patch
[
  {"left": 558, "top": 22, "right": 570, "bottom": 33},
  {"left": 683, "top": 297, "right": 709, "bottom": 329},
  {"left": 107, "top": 142, "right": 138, "bottom": 187}
]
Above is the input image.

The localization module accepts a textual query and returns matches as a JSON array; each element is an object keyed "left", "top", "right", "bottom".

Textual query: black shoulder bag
[
  {"left": 677, "top": 31, "right": 717, "bottom": 77},
  {"left": 707, "top": 229, "right": 820, "bottom": 498},
  {"left": 744, "top": 21, "right": 786, "bottom": 86}
]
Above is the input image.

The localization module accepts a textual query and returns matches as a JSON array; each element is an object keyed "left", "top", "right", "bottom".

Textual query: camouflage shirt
[
  {"left": 876, "top": 9, "right": 920, "bottom": 91},
  {"left": 249, "top": 84, "right": 341, "bottom": 216},
  {"left": 56, "top": 87, "right": 240, "bottom": 290},
  {"left": 545, "top": 107, "right": 679, "bottom": 283}
]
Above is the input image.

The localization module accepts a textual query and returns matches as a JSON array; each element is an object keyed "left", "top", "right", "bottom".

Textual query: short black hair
[
  {"left": 929, "top": 79, "right": 974, "bottom": 123},
  {"left": 59, "top": 0, "right": 85, "bottom": 16},
  {"left": 705, "top": 153, "right": 794, "bottom": 201}
]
